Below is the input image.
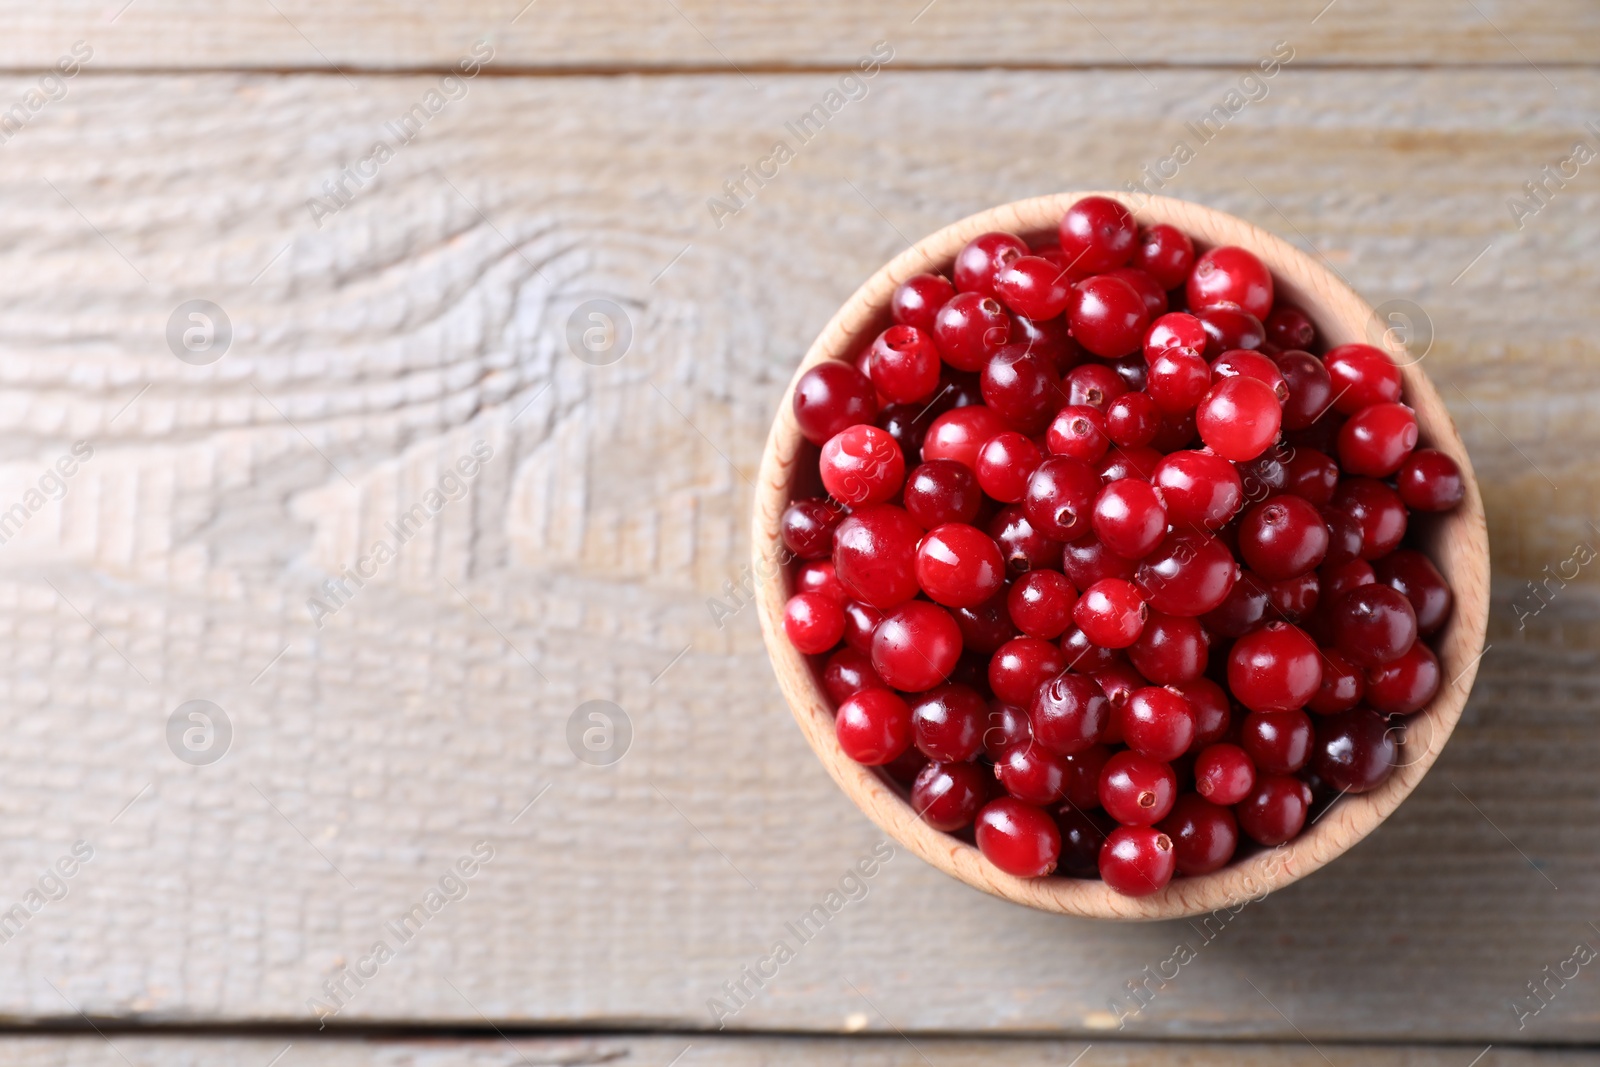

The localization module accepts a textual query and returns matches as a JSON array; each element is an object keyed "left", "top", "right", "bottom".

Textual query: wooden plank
[
  {"left": 0, "top": 1035, "right": 1577, "bottom": 1066},
  {"left": 0, "top": 67, "right": 1596, "bottom": 1041},
  {"left": 0, "top": 0, "right": 1596, "bottom": 72}
]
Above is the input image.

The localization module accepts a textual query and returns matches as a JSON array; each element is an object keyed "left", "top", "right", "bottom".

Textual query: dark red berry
[
  {"left": 793, "top": 361, "right": 878, "bottom": 445},
  {"left": 903, "top": 459, "right": 982, "bottom": 528},
  {"left": 1236, "top": 774, "right": 1312, "bottom": 846},
  {"left": 1332, "top": 478, "right": 1408, "bottom": 560},
  {"left": 976, "top": 797, "right": 1061, "bottom": 877},
  {"left": 1237, "top": 494, "right": 1330, "bottom": 581},
  {"left": 823, "top": 647, "right": 883, "bottom": 704},
  {"left": 1120, "top": 686, "right": 1196, "bottom": 762},
  {"left": 989, "top": 504, "right": 1062, "bottom": 576},
  {"left": 1064, "top": 361, "right": 1128, "bottom": 411},
  {"left": 910, "top": 683, "right": 988, "bottom": 762},
  {"left": 933, "top": 292, "right": 1011, "bottom": 371},
  {"left": 997, "top": 744, "right": 1070, "bottom": 805},
  {"left": 1091, "top": 478, "right": 1168, "bottom": 560},
  {"left": 1194, "top": 743, "right": 1255, "bottom": 805},
  {"left": 1312, "top": 707, "right": 1399, "bottom": 794},
  {"left": 1284, "top": 447, "right": 1340, "bottom": 506},
  {"left": 892, "top": 273, "right": 957, "bottom": 334},
  {"left": 871, "top": 601, "right": 963, "bottom": 691},
  {"left": 1032, "top": 671, "right": 1109, "bottom": 756},
  {"left": 1396, "top": 448, "right": 1466, "bottom": 512},
  {"left": 1099, "top": 750, "right": 1177, "bottom": 826},
  {"left": 1272, "top": 349, "right": 1334, "bottom": 430},
  {"left": 1106, "top": 267, "right": 1168, "bottom": 318},
  {"left": 982, "top": 344, "right": 1062, "bottom": 433},
  {"left": 1240, "top": 708, "right": 1314, "bottom": 774},
  {"left": 1025, "top": 456, "right": 1101, "bottom": 541},
  {"left": 1201, "top": 569, "right": 1270, "bottom": 638},
  {"left": 781, "top": 497, "right": 845, "bottom": 560},
  {"left": 1373, "top": 549, "right": 1453, "bottom": 635},
  {"left": 988, "top": 636, "right": 1068, "bottom": 707},
  {"left": 952, "top": 587, "right": 1017, "bottom": 656},
  {"left": 1306, "top": 647, "right": 1364, "bottom": 715},
  {"left": 912, "top": 760, "right": 990, "bottom": 831},
  {"left": 1197, "top": 305, "right": 1266, "bottom": 358},
  {"left": 1159, "top": 794, "right": 1239, "bottom": 876},
  {"left": 1366, "top": 640, "right": 1440, "bottom": 715},
  {"left": 1265, "top": 306, "right": 1316, "bottom": 350},
  {"left": 1055, "top": 805, "right": 1113, "bottom": 877},
  {"left": 1132, "top": 224, "right": 1195, "bottom": 290},
  {"left": 1098, "top": 826, "right": 1176, "bottom": 896},
  {"left": 842, "top": 599, "right": 885, "bottom": 653},
  {"left": 1135, "top": 532, "right": 1239, "bottom": 617},
  {"left": 1330, "top": 584, "right": 1417, "bottom": 668},
  {"left": 1105, "top": 391, "right": 1161, "bottom": 448},
  {"left": 1128, "top": 611, "right": 1210, "bottom": 685},
  {"left": 1324, "top": 343, "right": 1402, "bottom": 414}
]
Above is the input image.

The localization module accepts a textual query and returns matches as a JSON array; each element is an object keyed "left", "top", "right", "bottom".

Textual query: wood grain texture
[
  {"left": 753, "top": 190, "right": 1488, "bottom": 920},
  {"left": 0, "top": 0, "right": 1597, "bottom": 71},
  {"left": 0, "top": 67, "right": 1596, "bottom": 1040}
]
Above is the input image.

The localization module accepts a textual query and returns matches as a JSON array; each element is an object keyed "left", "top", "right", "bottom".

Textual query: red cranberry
[
  {"left": 1238, "top": 494, "right": 1330, "bottom": 581},
  {"left": 1098, "top": 826, "right": 1176, "bottom": 896},
  {"left": 1266, "top": 570, "right": 1319, "bottom": 622},
  {"left": 1120, "top": 686, "right": 1196, "bottom": 762},
  {"left": 871, "top": 601, "right": 963, "bottom": 691},
  {"left": 835, "top": 688, "right": 913, "bottom": 765},
  {"left": 1337, "top": 402, "right": 1418, "bottom": 477},
  {"left": 1151, "top": 408, "right": 1199, "bottom": 452},
  {"left": 833, "top": 504, "right": 923, "bottom": 608},
  {"left": 820, "top": 424, "right": 905, "bottom": 506},
  {"left": 1196, "top": 376, "right": 1282, "bottom": 462},
  {"left": 1237, "top": 445, "right": 1291, "bottom": 504},
  {"left": 923, "top": 404, "right": 1008, "bottom": 470},
  {"left": 1324, "top": 343, "right": 1402, "bottom": 414},
  {"left": 823, "top": 647, "right": 883, "bottom": 704},
  {"left": 1228, "top": 621, "right": 1322, "bottom": 712},
  {"left": 1145, "top": 311, "right": 1207, "bottom": 359},
  {"left": 1196, "top": 305, "right": 1266, "bottom": 357},
  {"left": 1194, "top": 743, "right": 1255, "bottom": 805},
  {"left": 1098, "top": 445, "right": 1164, "bottom": 485},
  {"left": 1070, "top": 275, "right": 1150, "bottom": 358},
  {"left": 1265, "top": 306, "right": 1316, "bottom": 350},
  {"left": 892, "top": 273, "right": 957, "bottom": 334},
  {"left": 1366, "top": 640, "right": 1440, "bottom": 715},
  {"left": 910, "top": 683, "right": 988, "bottom": 762},
  {"left": 1187, "top": 246, "right": 1274, "bottom": 320},
  {"left": 1330, "top": 584, "right": 1417, "bottom": 667},
  {"left": 1284, "top": 447, "right": 1340, "bottom": 506},
  {"left": 783, "top": 592, "right": 845, "bottom": 654},
  {"left": 1202, "top": 569, "right": 1270, "bottom": 638},
  {"left": 996, "top": 255, "right": 1075, "bottom": 320},
  {"left": 1024, "top": 456, "right": 1101, "bottom": 541},
  {"left": 1272, "top": 350, "right": 1334, "bottom": 430},
  {"left": 842, "top": 600, "right": 885, "bottom": 653},
  {"left": 952, "top": 587, "right": 1017, "bottom": 656},
  {"left": 1159, "top": 794, "right": 1239, "bottom": 876},
  {"left": 867, "top": 325, "right": 942, "bottom": 404},
  {"left": 1128, "top": 612, "right": 1210, "bottom": 685},
  {"left": 1212, "top": 349, "right": 1287, "bottom": 403},
  {"left": 1032, "top": 671, "right": 1109, "bottom": 756},
  {"left": 1061, "top": 744, "right": 1113, "bottom": 810},
  {"left": 1062, "top": 534, "right": 1136, "bottom": 589},
  {"left": 1236, "top": 774, "right": 1311, "bottom": 846},
  {"left": 1313, "top": 708, "right": 1398, "bottom": 794},
  {"left": 954, "top": 232, "right": 1029, "bottom": 297},
  {"left": 982, "top": 344, "right": 1062, "bottom": 433},
  {"left": 1135, "top": 532, "right": 1239, "bottom": 616},
  {"left": 1373, "top": 549, "right": 1453, "bottom": 635},
  {"left": 1060, "top": 624, "right": 1124, "bottom": 673},
  {"left": 1046, "top": 405, "right": 1110, "bottom": 463},
  {"left": 976, "top": 797, "right": 1061, "bottom": 877},
  {"left": 1307, "top": 647, "right": 1364, "bottom": 714},
  {"left": 982, "top": 701, "right": 1032, "bottom": 762},
  {"left": 1055, "top": 805, "right": 1113, "bottom": 877},
  {"left": 793, "top": 361, "right": 878, "bottom": 446},
  {"left": 1106, "top": 267, "right": 1168, "bottom": 318},
  {"left": 903, "top": 459, "right": 982, "bottom": 528},
  {"left": 989, "top": 504, "right": 1061, "bottom": 576},
  {"left": 988, "top": 636, "right": 1068, "bottom": 707},
  {"left": 796, "top": 560, "right": 846, "bottom": 604},
  {"left": 1174, "top": 677, "right": 1230, "bottom": 748},
  {"left": 1011, "top": 313, "right": 1077, "bottom": 372},
  {"left": 1132, "top": 224, "right": 1195, "bottom": 290},
  {"left": 1058, "top": 196, "right": 1137, "bottom": 275},
  {"left": 933, "top": 292, "right": 1011, "bottom": 371},
  {"left": 1153, "top": 449, "right": 1243, "bottom": 529},
  {"left": 1240, "top": 708, "right": 1313, "bottom": 774},
  {"left": 916, "top": 522, "right": 1005, "bottom": 608},
  {"left": 1396, "top": 448, "right": 1466, "bottom": 512},
  {"left": 1064, "top": 362, "right": 1128, "bottom": 411},
  {"left": 781, "top": 497, "right": 845, "bottom": 560},
  {"left": 911, "top": 760, "right": 990, "bottom": 831},
  {"left": 996, "top": 744, "right": 1070, "bottom": 805},
  {"left": 1105, "top": 391, "right": 1160, "bottom": 448},
  {"left": 975, "top": 431, "right": 1044, "bottom": 504},
  {"left": 1092, "top": 478, "right": 1168, "bottom": 560},
  {"left": 1073, "top": 578, "right": 1148, "bottom": 648},
  {"left": 1332, "top": 478, "right": 1408, "bottom": 560},
  {"left": 1099, "top": 750, "right": 1177, "bottom": 826},
  {"left": 1008, "top": 570, "right": 1078, "bottom": 639}
]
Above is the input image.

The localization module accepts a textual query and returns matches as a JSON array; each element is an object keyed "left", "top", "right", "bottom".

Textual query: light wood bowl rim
[{"left": 752, "top": 191, "right": 1490, "bottom": 921}]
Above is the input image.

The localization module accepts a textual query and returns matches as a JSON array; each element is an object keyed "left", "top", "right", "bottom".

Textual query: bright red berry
[
  {"left": 1058, "top": 196, "right": 1137, "bottom": 275},
  {"left": 1073, "top": 578, "right": 1148, "bottom": 648},
  {"left": 836, "top": 688, "right": 913, "bottom": 765},
  {"left": 1098, "top": 826, "right": 1176, "bottom": 896},
  {"left": 783, "top": 592, "right": 846, "bottom": 654},
  {"left": 1227, "top": 621, "right": 1322, "bottom": 712},
  {"left": 1187, "top": 245, "right": 1274, "bottom": 320},
  {"left": 1197, "top": 375, "right": 1282, "bottom": 462},
  {"left": 976, "top": 797, "right": 1061, "bottom": 877},
  {"left": 916, "top": 522, "right": 1005, "bottom": 608},
  {"left": 793, "top": 361, "right": 877, "bottom": 445},
  {"left": 1194, "top": 743, "right": 1256, "bottom": 805},
  {"left": 820, "top": 424, "right": 905, "bottom": 506},
  {"left": 1396, "top": 448, "right": 1465, "bottom": 512},
  {"left": 871, "top": 601, "right": 963, "bottom": 691}
]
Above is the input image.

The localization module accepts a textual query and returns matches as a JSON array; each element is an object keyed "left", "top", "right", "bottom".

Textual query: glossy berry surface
[
  {"left": 988, "top": 636, "right": 1068, "bottom": 707},
  {"left": 910, "top": 684, "right": 988, "bottom": 762},
  {"left": 1228, "top": 622, "right": 1322, "bottom": 712},
  {"left": 1153, "top": 450, "right": 1243, "bottom": 529},
  {"left": 1396, "top": 448, "right": 1466, "bottom": 512},
  {"left": 793, "top": 362, "right": 877, "bottom": 445},
  {"left": 1237, "top": 494, "right": 1329, "bottom": 581},
  {"left": 1127, "top": 612, "right": 1210, "bottom": 685},
  {"left": 871, "top": 601, "right": 963, "bottom": 691},
  {"left": 1135, "top": 532, "right": 1238, "bottom": 616},
  {"left": 891, "top": 273, "right": 957, "bottom": 334},
  {"left": 1046, "top": 405, "right": 1110, "bottom": 462},
  {"left": 1120, "top": 686, "right": 1196, "bottom": 762},
  {"left": 1159, "top": 794, "right": 1238, "bottom": 876},
  {"left": 1025, "top": 456, "right": 1101, "bottom": 541},
  {"left": 1074, "top": 578, "right": 1148, "bottom": 649},
  {"left": 1312, "top": 708, "right": 1398, "bottom": 793},
  {"left": 783, "top": 592, "right": 846, "bottom": 654},
  {"left": 916, "top": 522, "right": 1005, "bottom": 608},
  {"left": 1092, "top": 478, "right": 1168, "bottom": 560},
  {"left": 975, "top": 432, "right": 1044, "bottom": 504},
  {"left": 1240, "top": 709, "right": 1314, "bottom": 775},
  {"left": 976, "top": 797, "right": 1061, "bottom": 877},
  {"left": 1330, "top": 584, "right": 1418, "bottom": 667},
  {"left": 1337, "top": 402, "right": 1418, "bottom": 477},
  {"left": 1132, "top": 224, "right": 1194, "bottom": 290},
  {"left": 781, "top": 497, "right": 845, "bottom": 560},
  {"left": 1032, "top": 671, "right": 1110, "bottom": 756},
  {"left": 1324, "top": 344, "right": 1402, "bottom": 414},
  {"left": 1070, "top": 275, "right": 1150, "bottom": 358},
  {"left": 996, "top": 255, "right": 1075, "bottom": 320},
  {"left": 1186, "top": 245, "right": 1275, "bottom": 320},
  {"left": 833, "top": 505, "right": 923, "bottom": 608},
  {"left": 1374, "top": 549, "right": 1453, "bottom": 635},
  {"left": 1366, "top": 640, "right": 1440, "bottom": 715},
  {"left": 911, "top": 760, "right": 990, "bottom": 831},
  {"left": 868, "top": 325, "right": 942, "bottom": 404},
  {"left": 954, "top": 231, "right": 1029, "bottom": 296},
  {"left": 903, "top": 459, "right": 983, "bottom": 528},
  {"left": 933, "top": 292, "right": 1011, "bottom": 371},
  {"left": 1099, "top": 750, "right": 1177, "bottom": 826},
  {"left": 1098, "top": 826, "right": 1176, "bottom": 896},
  {"left": 1194, "top": 743, "right": 1256, "bottom": 805},
  {"left": 1236, "top": 774, "right": 1312, "bottom": 846},
  {"left": 835, "top": 689, "right": 913, "bottom": 765},
  {"left": 1008, "top": 570, "right": 1078, "bottom": 639},
  {"left": 1058, "top": 196, "right": 1137, "bottom": 275},
  {"left": 820, "top": 424, "right": 905, "bottom": 506},
  {"left": 1196, "top": 375, "right": 1282, "bottom": 462}
]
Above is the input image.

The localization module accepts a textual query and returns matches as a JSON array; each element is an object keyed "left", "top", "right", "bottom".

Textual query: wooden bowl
[{"left": 753, "top": 192, "right": 1490, "bottom": 920}]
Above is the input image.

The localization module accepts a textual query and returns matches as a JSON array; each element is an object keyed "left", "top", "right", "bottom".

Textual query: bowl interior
[{"left": 753, "top": 191, "right": 1490, "bottom": 920}]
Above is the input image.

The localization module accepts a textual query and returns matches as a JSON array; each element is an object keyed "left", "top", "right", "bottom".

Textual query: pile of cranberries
[{"left": 779, "top": 197, "right": 1463, "bottom": 897}]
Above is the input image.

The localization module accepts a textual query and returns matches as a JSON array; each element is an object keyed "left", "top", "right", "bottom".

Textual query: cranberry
[
  {"left": 1099, "top": 750, "right": 1177, "bottom": 826},
  {"left": 1046, "top": 405, "right": 1111, "bottom": 463},
  {"left": 996, "top": 255, "right": 1075, "bottom": 320},
  {"left": 1313, "top": 707, "right": 1398, "bottom": 794},
  {"left": 988, "top": 505, "right": 1061, "bottom": 576},
  {"left": 1330, "top": 584, "right": 1417, "bottom": 668},
  {"left": 1332, "top": 478, "right": 1408, "bottom": 560},
  {"left": 1098, "top": 826, "right": 1176, "bottom": 896},
  {"left": 783, "top": 592, "right": 845, "bottom": 654},
  {"left": 988, "top": 636, "right": 1068, "bottom": 707},
  {"left": 1187, "top": 246, "right": 1274, "bottom": 320},
  {"left": 903, "top": 459, "right": 982, "bottom": 528},
  {"left": 1237, "top": 446, "right": 1290, "bottom": 504},
  {"left": 909, "top": 683, "right": 987, "bottom": 763},
  {"left": 1099, "top": 445, "right": 1165, "bottom": 485},
  {"left": 1366, "top": 640, "right": 1440, "bottom": 715},
  {"left": 1060, "top": 624, "right": 1123, "bottom": 673},
  {"left": 1236, "top": 774, "right": 1311, "bottom": 846},
  {"left": 1055, "top": 805, "right": 1113, "bottom": 877},
  {"left": 1064, "top": 362, "right": 1128, "bottom": 411},
  {"left": 1374, "top": 549, "right": 1453, "bottom": 635},
  {"left": 1060, "top": 535, "right": 1134, "bottom": 591},
  {"left": 1073, "top": 578, "right": 1148, "bottom": 648},
  {"left": 1145, "top": 311, "right": 1207, "bottom": 359},
  {"left": 1320, "top": 559, "right": 1373, "bottom": 606},
  {"left": 1307, "top": 647, "right": 1364, "bottom": 715},
  {"left": 1194, "top": 743, "right": 1255, "bottom": 805},
  {"left": 823, "top": 647, "right": 883, "bottom": 704},
  {"left": 842, "top": 600, "right": 885, "bottom": 653},
  {"left": 982, "top": 344, "right": 1062, "bottom": 433},
  {"left": 1070, "top": 275, "right": 1150, "bottom": 358},
  {"left": 933, "top": 292, "right": 1011, "bottom": 371},
  {"left": 1159, "top": 794, "right": 1239, "bottom": 876},
  {"left": 1337, "top": 402, "right": 1418, "bottom": 478},
  {"left": 997, "top": 744, "right": 1070, "bottom": 805},
  {"left": 1132, "top": 224, "right": 1195, "bottom": 290},
  {"left": 1012, "top": 313, "right": 1078, "bottom": 372},
  {"left": 835, "top": 688, "right": 913, "bottom": 765},
  {"left": 820, "top": 424, "right": 905, "bottom": 506},
  {"left": 954, "top": 231, "right": 1029, "bottom": 297},
  {"left": 975, "top": 432, "right": 1045, "bottom": 504},
  {"left": 1106, "top": 267, "right": 1168, "bottom": 318},
  {"left": 1120, "top": 686, "right": 1196, "bottom": 761},
  {"left": 1061, "top": 744, "right": 1113, "bottom": 810},
  {"left": 1153, "top": 450, "right": 1243, "bottom": 529},
  {"left": 1272, "top": 350, "right": 1334, "bottom": 430},
  {"left": 976, "top": 797, "right": 1061, "bottom": 877},
  {"left": 1267, "top": 570, "right": 1319, "bottom": 622},
  {"left": 1175, "top": 677, "right": 1231, "bottom": 748},
  {"left": 1008, "top": 570, "right": 1078, "bottom": 639},
  {"left": 1105, "top": 391, "right": 1160, "bottom": 448},
  {"left": 1024, "top": 456, "right": 1101, "bottom": 541},
  {"left": 1196, "top": 376, "right": 1282, "bottom": 462},
  {"left": 1032, "top": 671, "right": 1109, "bottom": 756},
  {"left": 1202, "top": 569, "right": 1270, "bottom": 638},
  {"left": 1284, "top": 447, "right": 1340, "bottom": 506},
  {"left": 1058, "top": 196, "right": 1137, "bottom": 275},
  {"left": 871, "top": 601, "right": 963, "bottom": 691},
  {"left": 923, "top": 404, "right": 1008, "bottom": 470},
  {"left": 892, "top": 273, "right": 957, "bottom": 334},
  {"left": 916, "top": 522, "right": 1005, "bottom": 608},
  {"left": 952, "top": 587, "right": 1017, "bottom": 655},
  {"left": 833, "top": 505, "right": 923, "bottom": 608},
  {"left": 796, "top": 561, "right": 846, "bottom": 605},
  {"left": 1240, "top": 708, "right": 1313, "bottom": 774},
  {"left": 1091, "top": 478, "right": 1167, "bottom": 560},
  {"left": 793, "top": 361, "right": 878, "bottom": 446},
  {"left": 1127, "top": 612, "right": 1208, "bottom": 684},
  {"left": 1212, "top": 350, "right": 1287, "bottom": 404},
  {"left": 1321, "top": 503, "right": 1364, "bottom": 568},
  {"left": 1396, "top": 448, "right": 1466, "bottom": 512},
  {"left": 1324, "top": 344, "right": 1402, "bottom": 415},
  {"left": 1195, "top": 307, "right": 1263, "bottom": 358},
  {"left": 1237, "top": 494, "right": 1330, "bottom": 581},
  {"left": 1135, "top": 532, "right": 1239, "bottom": 616},
  {"left": 780, "top": 497, "right": 845, "bottom": 560},
  {"left": 1228, "top": 621, "right": 1322, "bottom": 712},
  {"left": 1265, "top": 306, "right": 1316, "bottom": 350},
  {"left": 911, "top": 760, "right": 990, "bottom": 831}
]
